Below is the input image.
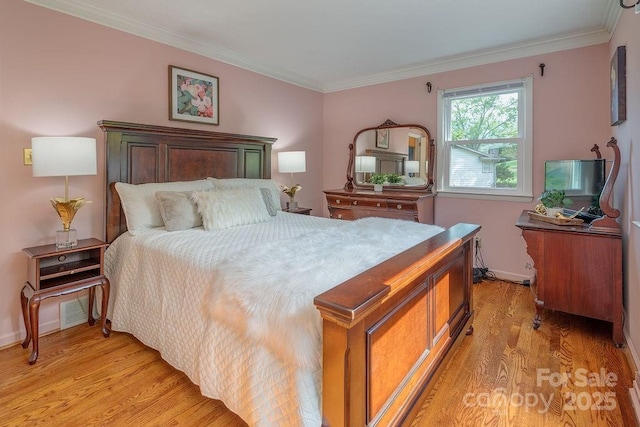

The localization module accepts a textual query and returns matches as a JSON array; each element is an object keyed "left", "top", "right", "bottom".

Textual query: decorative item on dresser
[
  {"left": 325, "top": 119, "right": 436, "bottom": 224},
  {"left": 99, "top": 120, "right": 479, "bottom": 426},
  {"left": 20, "top": 238, "right": 110, "bottom": 364}
]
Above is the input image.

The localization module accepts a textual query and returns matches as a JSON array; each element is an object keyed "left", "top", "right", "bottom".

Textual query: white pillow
[
  {"left": 192, "top": 188, "right": 271, "bottom": 230},
  {"left": 208, "top": 178, "right": 282, "bottom": 211},
  {"left": 155, "top": 191, "right": 203, "bottom": 231},
  {"left": 115, "top": 179, "right": 214, "bottom": 234}
]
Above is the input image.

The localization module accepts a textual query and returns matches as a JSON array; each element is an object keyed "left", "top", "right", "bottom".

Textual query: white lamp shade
[
  {"left": 278, "top": 151, "right": 306, "bottom": 173},
  {"left": 32, "top": 137, "right": 97, "bottom": 177},
  {"left": 405, "top": 160, "right": 420, "bottom": 174},
  {"left": 355, "top": 156, "right": 376, "bottom": 173}
]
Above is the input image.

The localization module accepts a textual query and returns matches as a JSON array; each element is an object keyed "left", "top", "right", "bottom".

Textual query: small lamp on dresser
[
  {"left": 31, "top": 136, "right": 97, "bottom": 249},
  {"left": 355, "top": 155, "right": 376, "bottom": 183},
  {"left": 405, "top": 160, "right": 420, "bottom": 177}
]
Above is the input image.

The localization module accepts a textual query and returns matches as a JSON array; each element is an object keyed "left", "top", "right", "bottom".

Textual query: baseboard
[
  {"left": 0, "top": 319, "right": 59, "bottom": 350},
  {"left": 625, "top": 326, "right": 640, "bottom": 424},
  {"left": 484, "top": 268, "right": 535, "bottom": 284}
]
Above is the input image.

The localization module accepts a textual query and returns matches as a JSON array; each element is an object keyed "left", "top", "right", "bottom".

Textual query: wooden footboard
[{"left": 315, "top": 223, "right": 480, "bottom": 426}]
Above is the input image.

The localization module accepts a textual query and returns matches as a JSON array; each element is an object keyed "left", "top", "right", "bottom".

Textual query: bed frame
[{"left": 99, "top": 120, "right": 480, "bottom": 426}]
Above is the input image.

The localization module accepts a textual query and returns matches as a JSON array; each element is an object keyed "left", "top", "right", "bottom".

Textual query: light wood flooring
[{"left": 0, "top": 280, "right": 636, "bottom": 426}]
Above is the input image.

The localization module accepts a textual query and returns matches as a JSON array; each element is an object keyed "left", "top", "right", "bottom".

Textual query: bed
[{"left": 99, "top": 120, "right": 480, "bottom": 426}]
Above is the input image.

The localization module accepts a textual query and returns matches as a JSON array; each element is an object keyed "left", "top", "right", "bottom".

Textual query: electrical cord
[{"left": 474, "top": 240, "right": 530, "bottom": 284}]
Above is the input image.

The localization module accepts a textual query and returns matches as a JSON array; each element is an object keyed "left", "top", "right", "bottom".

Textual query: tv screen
[{"left": 544, "top": 159, "right": 606, "bottom": 197}]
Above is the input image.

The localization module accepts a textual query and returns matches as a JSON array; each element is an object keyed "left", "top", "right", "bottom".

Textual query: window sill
[{"left": 437, "top": 191, "right": 534, "bottom": 203}]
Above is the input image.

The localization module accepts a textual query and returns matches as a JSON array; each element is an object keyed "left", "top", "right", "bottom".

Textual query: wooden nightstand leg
[
  {"left": 87, "top": 286, "right": 96, "bottom": 326},
  {"left": 100, "top": 278, "right": 110, "bottom": 338},
  {"left": 20, "top": 287, "right": 31, "bottom": 349},
  {"left": 27, "top": 296, "right": 41, "bottom": 365}
]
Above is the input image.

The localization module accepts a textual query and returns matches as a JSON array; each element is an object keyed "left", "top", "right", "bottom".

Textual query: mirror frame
[{"left": 344, "top": 119, "right": 435, "bottom": 192}]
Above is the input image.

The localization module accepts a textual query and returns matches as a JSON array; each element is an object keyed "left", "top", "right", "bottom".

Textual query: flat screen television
[{"left": 544, "top": 159, "right": 606, "bottom": 197}]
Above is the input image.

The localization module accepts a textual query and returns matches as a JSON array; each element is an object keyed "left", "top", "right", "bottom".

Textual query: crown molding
[
  {"left": 26, "top": 0, "right": 621, "bottom": 94},
  {"left": 24, "top": 0, "right": 325, "bottom": 92},
  {"left": 323, "top": 28, "right": 612, "bottom": 92}
]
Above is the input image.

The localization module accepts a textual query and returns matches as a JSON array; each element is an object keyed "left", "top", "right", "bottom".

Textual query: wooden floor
[{"left": 0, "top": 280, "right": 636, "bottom": 426}]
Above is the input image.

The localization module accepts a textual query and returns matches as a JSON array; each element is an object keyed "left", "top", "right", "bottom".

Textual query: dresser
[
  {"left": 515, "top": 210, "right": 622, "bottom": 346},
  {"left": 324, "top": 189, "right": 435, "bottom": 224}
]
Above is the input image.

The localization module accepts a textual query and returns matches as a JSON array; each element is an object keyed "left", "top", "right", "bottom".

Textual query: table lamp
[
  {"left": 31, "top": 136, "right": 97, "bottom": 249},
  {"left": 278, "top": 151, "right": 306, "bottom": 209},
  {"left": 355, "top": 155, "right": 376, "bottom": 183},
  {"left": 405, "top": 160, "right": 420, "bottom": 177}
]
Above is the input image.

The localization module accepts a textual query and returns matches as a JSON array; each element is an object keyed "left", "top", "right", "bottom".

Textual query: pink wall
[
  {"left": 609, "top": 10, "right": 640, "bottom": 363},
  {"left": 0, "top": 0, "right": 323, "bottom": 347},
  {"left": 324, "top": 45, "right": 612, "bottom": 282},
  {"left": 1, "top": 0, "right": 630, "bottom": 355}
]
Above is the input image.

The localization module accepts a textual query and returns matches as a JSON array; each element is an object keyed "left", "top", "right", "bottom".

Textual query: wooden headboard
[{"left": 99, "top": 120, "right": 276, "bottom": 243}]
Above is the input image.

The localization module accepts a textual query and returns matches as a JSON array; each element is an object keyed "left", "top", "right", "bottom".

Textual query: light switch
[{"left": 23, "top": 148, "right": 32, "bottom": 165}]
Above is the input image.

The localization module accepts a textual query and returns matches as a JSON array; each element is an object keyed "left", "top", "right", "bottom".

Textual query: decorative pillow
[
  {"left": 115, "top": 179, "right": 214, "bottom": 234},
  {"left": 259, "top": 188, "right": 278, "bottom": 216},
  {"left": 192, "top": 188, "right": 271, "bottom": 230},
  {"left": 208, "top": 178, "right": 282, "bottom": 211},
  {"left": 155, "top": 191, "right": 203, "bottom": 231}
]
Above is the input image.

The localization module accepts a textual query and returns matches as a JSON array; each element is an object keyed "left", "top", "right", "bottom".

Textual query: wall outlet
[{"left": 474, "top": 237, "right": 482, "bottom": 248}]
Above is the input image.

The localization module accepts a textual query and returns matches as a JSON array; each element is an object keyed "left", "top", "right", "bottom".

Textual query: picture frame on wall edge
[
  {"left": 376, "top": 129, "right": 390, "bottom": 149},
  {"left": 169, "top": 65, "right": 219, "bottom": 125},
  {"left": 610, "top": 46, "right": 626, "bottom": 126}
]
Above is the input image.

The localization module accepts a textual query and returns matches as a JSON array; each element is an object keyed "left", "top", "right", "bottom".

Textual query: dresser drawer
[
  {"left": 328, "top": 207, "right": 356, "bottom": 220},
  {"left": 350, "top": 198, "right": 387, "bottom": 209},
  {"left": 387, "top": 200, "right": 417, "bottom": 213},
  {"left": 327, "top": 196, "right": 350, "bottom": 208}
]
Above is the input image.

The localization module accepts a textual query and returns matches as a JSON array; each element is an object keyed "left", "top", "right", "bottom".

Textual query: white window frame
[{"left": 436, "top": 77, "right": 533, "bottom": 202}]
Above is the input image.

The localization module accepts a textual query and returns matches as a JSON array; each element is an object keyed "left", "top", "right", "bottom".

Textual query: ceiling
[{"left": 27, "top": 0, "right": 622, "bottom": 92}]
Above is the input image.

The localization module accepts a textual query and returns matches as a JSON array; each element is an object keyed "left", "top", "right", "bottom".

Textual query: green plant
[
  {"left": 386, "top": 173, "right": 403, "bottom": 184},
  {"left": 369, "top": 174, "right": 387, "bottom": 184},
  {"left": 538, "top": 189, "right": 573, "bottom": 208},
  {"left": 369, "top": 173, "right": 405, "bottom": 185}
]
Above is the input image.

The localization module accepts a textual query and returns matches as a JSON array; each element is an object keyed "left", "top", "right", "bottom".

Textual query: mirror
[{"left": 345, "top": 119, "right": 435, "bottom": 192}]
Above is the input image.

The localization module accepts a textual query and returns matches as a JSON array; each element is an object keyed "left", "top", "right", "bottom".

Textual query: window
[{"left": 437, "top": 77, "right": 533, "bottom": 201}]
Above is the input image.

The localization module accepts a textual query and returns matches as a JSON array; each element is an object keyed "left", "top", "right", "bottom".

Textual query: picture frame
[
  {"left": 169, "top": 65, "right": 219, "bottom": 125},
  {"left": 610, "top": 46, "right": 626, "bottom": 126},
  {"left": 376, "top": 129, "right": 389, "bottom": 149}
]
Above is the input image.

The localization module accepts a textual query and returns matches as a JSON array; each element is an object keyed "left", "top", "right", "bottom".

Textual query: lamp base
[{"left": 56, "top": 229, "right": 78, "bottom": 249}]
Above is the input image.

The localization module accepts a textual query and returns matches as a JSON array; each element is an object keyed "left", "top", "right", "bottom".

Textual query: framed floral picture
[
  {"left": 169, "top": 65, "right": 219, "bottom": 125},
  {"left": 610, "top": 46, "right": 626, "bottom": 126},
  {"left": 376, "top": 129, "right": 389, "bottom": 149}
]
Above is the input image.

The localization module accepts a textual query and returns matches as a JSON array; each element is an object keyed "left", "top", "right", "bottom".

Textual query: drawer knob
[
  {"left": 376, "top": 203, "right": 381, "bottom": 207},
  {"left": 336, "top": 199, "right": 340, "bottom": 204},
  {"left": 337, "top": 214, "right": 343, "bottom": 219},
  {"left": 397, "top": 204, "right": 402, "bottom": 210},
  {"left": 353, "top": 201, "right": 358, "bottom": 205}
]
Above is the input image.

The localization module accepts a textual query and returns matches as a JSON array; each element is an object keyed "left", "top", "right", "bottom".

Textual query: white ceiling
[{"left": 27, "top": 0, "right": 622, "bottom": 92}]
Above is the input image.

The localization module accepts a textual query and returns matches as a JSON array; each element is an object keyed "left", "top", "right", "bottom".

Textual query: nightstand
[
  {"left": 20, "top": 238, "right": 110, "bottom": 364},
  {"left": 283, "top": 207, "right": 312, "bottom": 215}
]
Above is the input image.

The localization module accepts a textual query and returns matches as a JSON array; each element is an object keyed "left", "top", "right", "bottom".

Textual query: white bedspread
[{"left": 105, "top": 212, "right": 443, "bottom": 426}]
